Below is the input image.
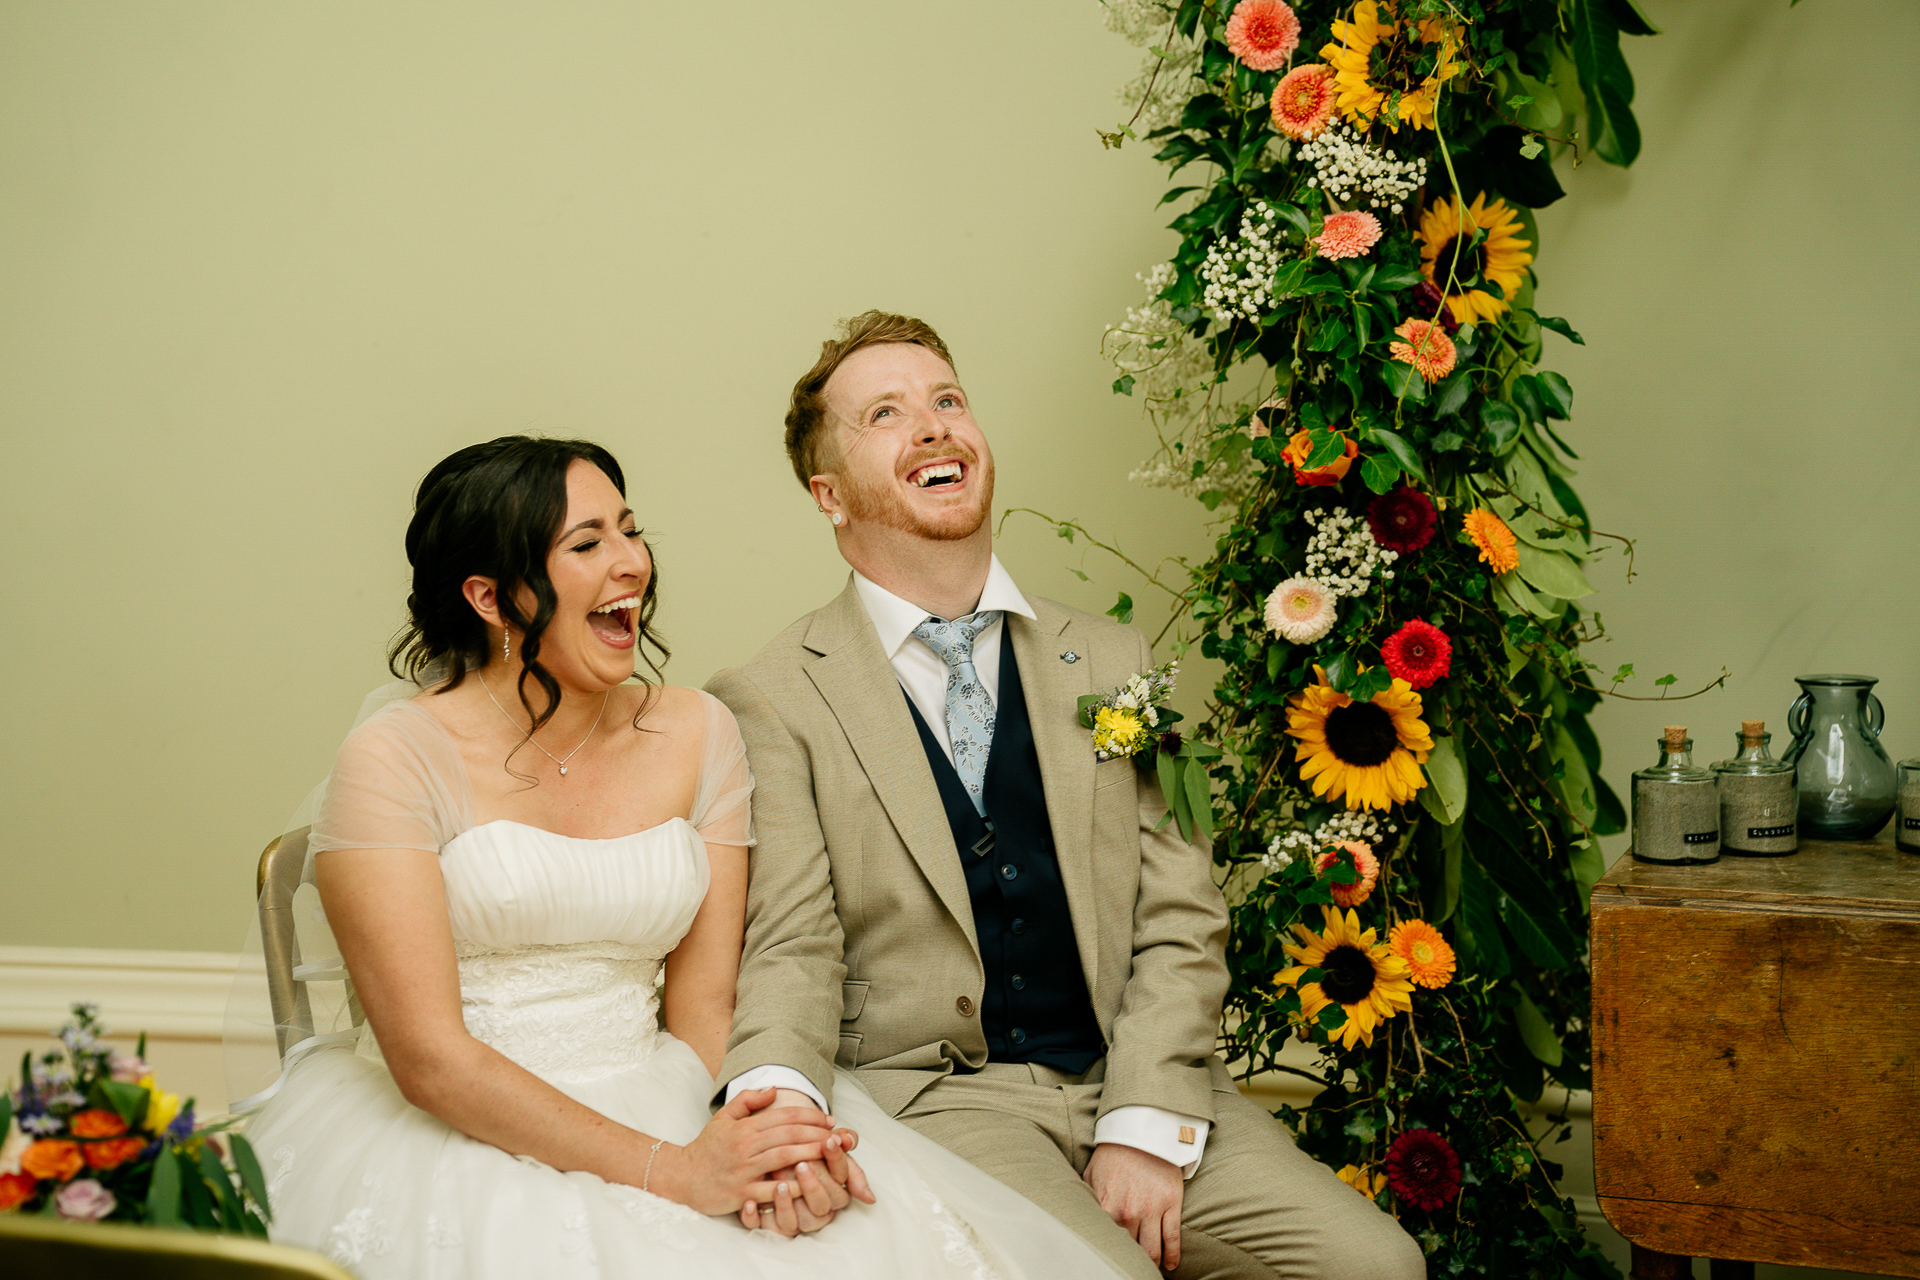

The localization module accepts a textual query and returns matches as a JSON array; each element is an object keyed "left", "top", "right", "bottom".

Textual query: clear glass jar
[
  {"left": 1712, "top": 722, "right": 1797, "bottom": 856},
  {"left": 1633, "top": 729, "right": 1720, "bottom": 865},
  {"left": 1781, "top": 673, "right": 1896, "bottom": 839},
  {"left": 1899, "top": 758, "right": 1920, "bottom": 855}
]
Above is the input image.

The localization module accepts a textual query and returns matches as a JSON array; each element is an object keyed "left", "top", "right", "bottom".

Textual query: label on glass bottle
[
  {"left": 1906, "top": 817, "right": 1920, "bottom": 831},
  {"left": 1682, "top": 831, "right": 1717, "bottom": 845},
  {"left": 1747, "top": 824, "right": 1795, "bottom": 840}
]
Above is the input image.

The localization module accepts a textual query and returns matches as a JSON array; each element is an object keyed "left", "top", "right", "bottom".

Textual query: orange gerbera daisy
[
  {"left": 1390, "top": 318, "right": 1456, "bottom": 383},
  {"left": 1463, "top": 507, "right": 1519, "bottom": 574},
  {"left": 1388, "top": 919, "right": 1457, "bottom": 988}
]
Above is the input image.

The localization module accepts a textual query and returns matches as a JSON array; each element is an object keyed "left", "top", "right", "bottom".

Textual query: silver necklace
[{"left": 482, "top": 678, "right": 610, "bottom": 777}]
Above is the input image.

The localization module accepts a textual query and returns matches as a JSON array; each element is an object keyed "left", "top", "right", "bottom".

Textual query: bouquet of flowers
[{"left": 0, "top": 1003, "right": 271, "bottom": 1234}]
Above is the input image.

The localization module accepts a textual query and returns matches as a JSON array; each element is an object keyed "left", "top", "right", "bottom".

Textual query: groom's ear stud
[{"left": 1060, "top": 651, "right": 1079, "bottom": 664}]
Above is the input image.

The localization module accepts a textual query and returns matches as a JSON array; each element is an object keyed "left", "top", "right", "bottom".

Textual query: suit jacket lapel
[
  {"left": 804, "top": 579, "right": 979, "bottom": 955},
  {"left": 1006, "top": 601, "right": 1102, "bottom": 1005}
]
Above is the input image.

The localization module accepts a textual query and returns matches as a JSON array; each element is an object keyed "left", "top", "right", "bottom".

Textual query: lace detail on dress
[
  {"left": 920, "top": 1186, "right": 1003, "bottom": 1280},
  {"left": 328, "top": 1172, "right": 396, "bottom": 1266},
  {"left": 456, "top": 941, "right": 666, "bottom": 1082},
  {"left": 267, "top": 1145, "right": 296, "bottom": 1207},
  {"left": 605, "top": 1185, "right": 702, "bottom": 1251}
]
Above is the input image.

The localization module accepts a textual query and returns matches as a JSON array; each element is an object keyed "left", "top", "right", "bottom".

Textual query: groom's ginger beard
[{"left": 834, "top": 438, "right": 994, "bottom": 542}]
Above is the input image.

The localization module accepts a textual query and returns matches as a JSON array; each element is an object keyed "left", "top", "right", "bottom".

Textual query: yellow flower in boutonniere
[
  {"left": 142, "top": 1084, "right": 182, "bottom": 1136},
  {"left": 1093, "top": 706, "right": 1150, "bottom": 760}
]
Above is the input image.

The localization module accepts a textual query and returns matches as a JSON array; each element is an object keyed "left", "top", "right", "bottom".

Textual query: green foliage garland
[{"left": 1089, "top": 0, "right": 1669, "bottom": 1272}]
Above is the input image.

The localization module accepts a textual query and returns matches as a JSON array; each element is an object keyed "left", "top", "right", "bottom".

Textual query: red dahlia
[
  {"left": 1409, "top": 281, "right": 1461, "bottom": 334},
  {"left": 1366, "top": 486, "right": 1438, "bottom": 554},
  {"left": 1381, "top": 619, "right": 1452, "bottom": 690},
  {"left": 1385, "top": 1128, "right": 1462, "bottom": 1211}
]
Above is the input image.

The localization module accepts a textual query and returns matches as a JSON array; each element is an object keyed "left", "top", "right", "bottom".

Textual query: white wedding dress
[{"left": 243, "top": 695, "right": 1120, "bottom": 1279}]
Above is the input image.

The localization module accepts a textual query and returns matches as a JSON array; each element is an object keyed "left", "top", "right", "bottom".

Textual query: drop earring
[{"left": 503, "top": 628, "right": 511, "bottom": 663}]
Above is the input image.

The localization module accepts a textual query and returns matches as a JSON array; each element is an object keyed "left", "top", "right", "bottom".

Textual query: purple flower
[
  {"left": 166, "top": 1107, "right": 196, "bottom": 1141},
  {"left": 54, "top": 1178, "right": 117, "bottom": 1221}
]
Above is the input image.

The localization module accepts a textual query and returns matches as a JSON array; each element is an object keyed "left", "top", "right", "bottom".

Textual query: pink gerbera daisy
[
  {"left": 1390, "top": 318, "right": 1457, "bottom": 383},
  {"left": 1225, "top": 0, "right": 1301, "bottom": 72},
  {"left": 1271, "top": 64, "right": 1337, "bottom": 139},
  {"left": 1263, "top": 576, "right": 1337, "bottom": 643},
  {"left": 1313, "top": 210, "right": 1382, "bottom": 260}
]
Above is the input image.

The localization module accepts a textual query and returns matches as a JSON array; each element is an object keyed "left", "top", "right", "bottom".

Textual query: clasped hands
[{"left": 658, "top": 1087, "right": 873, "bottom": 1235}]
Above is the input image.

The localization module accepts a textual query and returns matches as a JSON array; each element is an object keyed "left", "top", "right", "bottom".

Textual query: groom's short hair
[{"left": 784, "top": 310, "right": 955, "bottom": 488}]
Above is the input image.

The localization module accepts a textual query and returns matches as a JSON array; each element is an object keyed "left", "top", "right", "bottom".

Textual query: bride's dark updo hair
[{"left": 388, "top": 436, "right": 668, "bottom": 733}]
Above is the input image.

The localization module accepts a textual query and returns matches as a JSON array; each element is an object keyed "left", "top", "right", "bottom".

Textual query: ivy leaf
[
  {"left": 1349, "top": 665, "right": 1393, "bottom": 701},
  {"left": 1370, "top": 426, "right": 1423, "bottom": 474},
  {"left": 1430, "top": 430, "right": 1467, "bottom": 453},
  {"left": 1112, "top": 374, "right": 1135, "bottom": 397},
  {"left": 1304, "top": 426, "right": 1348, "bottom": 468},
  {"left": 1322, "top": 650, "right": 1358, "bottom": 693},
  {"left": 1430, "top": 371, "right": 1472, "bottom": 419},
  {"left": 1655, "top": 673, "right": 1678, "bottom": 687},
  {"left": 1378, "top": 359, "right": 1425, "bottom": 401},
  {"left": 1519, "top": 136, "right": 1544, "bottom": 160},
  {"left": 1359, "top": 452, "right": 1401, "bottom": 495},
  {"left": 1612, "top": 663, "right": 1635, "bottom": 683},
  {"left": 1106, "top": 592, "right": 1135, "bottom": 625}
]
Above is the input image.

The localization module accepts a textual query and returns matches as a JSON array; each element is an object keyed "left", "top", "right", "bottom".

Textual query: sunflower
[
  {"left": 1319, "top": 1, "right": 1461, "bottom": 133},
  {"left": 1285, "top": 665, "right": 1432, "bottom": 810},
  {"left": 1416, "top": 192, "right": 1534, "bottom": 325},
  {"left": 1337, "top": 1163, "right": 1389, "bottom": 1199},
  {"left": 1274, "top": 905, "right": 1414, "bottom": 1049}
]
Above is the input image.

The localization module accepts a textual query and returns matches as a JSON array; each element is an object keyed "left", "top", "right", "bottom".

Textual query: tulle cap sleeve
[
  {"left": 690, "top": 690, "right": 755, "bottom": 848},
  {"left": 310, "top": 702, "right": 473, "bottom": 854}
]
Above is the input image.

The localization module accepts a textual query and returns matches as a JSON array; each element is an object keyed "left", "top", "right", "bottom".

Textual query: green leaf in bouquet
[
  {"left": 1156, "top": 750, "right": 1180, "bottom": 822},
  {"left": 1547, "top": 722, "right": 1598, "bottom": 829},
  {"left": 1268, "top": 202, "right": 1310, "bottom": 238},
  {"left": 198, "top": 1142, "right": 246, "bottom": 1232},
  {"left": 1348, "top": 665, "right": 1393, "bottom": 702},
  {"left": 1076, "top": 693, "right": 1105, "bottom": 730},
  {"left": 95, "top": 1077, "right": 150, "bottom": 1129},
  {"left": 1369, "top": 426, "right": 1423, "bottom": 475},
  {"left": 1321, "top": 651, "right": 1357, "bottom": 693},
  {"left": 230, "top": 1134, "right": 272, "bottom": 1225},
  {"left": 147, "top": 1145, "right": 183, "bottom": 1227},
  {"left": 1515, "top": 544, "right": 1597, "bottom": 600},
  {"left": 1457, "top": 862, "right": 1510, "bottom": 979},
  {"left": 1533, "top": 370, "right": 1574, "bottom": 419},
  {"left": 1418, "top": 734, "right": 1468, "bottom": 827},
  {"left": 0, "top": 1091, "right": 11, "bottom": 1137},
  {"left": 1359, "top": 452, "right": 1401, "bottom": 495},
  {"left": 1369, "top": 265, "right": 1426, "bottom": 292},
  {"left": 1182, "top": 754, "right": 1215, "bottom": 844},
  {"left": 1480, "top": 400, "right": 1522, "bottom": 454},
  {"left": 1514, "top": 989, "right": 1566, "bottom": 1066},
  {"left": 1436, "top": 815, "right": 1465, "bottom": 924},
  {"left": 1271, "top": 258, "right": 1307, "bottom": 297},
  {"left": 1531, "top": 312, "right": 1586, "bottom": 345},
  {"left": 1429, "top": 372, "right": 1471, "bottom": 419},
  {"left": 1492, "top": 571, "right": 1559, "bottom": 620},
  {"left": 1499, "top": 890, "right": 1571, "bottom": 968},
  {"left": 1377, "top": 359, "right": 1426, "bottom": 402},
  {"left": 1303, "top": 427, "right": 1348, "bottom": 469},
  {"left": 180, "top": 1147, "right": 218, "bottom": 1228},
  {"left": 1510, "top": 375, "right": 1546, "bottom": 426}
]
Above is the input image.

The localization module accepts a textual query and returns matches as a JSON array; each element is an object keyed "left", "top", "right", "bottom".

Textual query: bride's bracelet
[{"left": 642, "top": 1138, "right": 666, "bottom": 1193}]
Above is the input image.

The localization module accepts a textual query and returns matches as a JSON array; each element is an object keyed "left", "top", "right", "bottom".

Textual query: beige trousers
[{"left": 892, "top": 1060, "right": 1426, "bottom": 1280}]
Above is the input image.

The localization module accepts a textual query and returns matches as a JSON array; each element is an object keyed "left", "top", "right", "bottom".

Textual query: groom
[{"left": 707, "top": 312, "right": 1423, "bottom": 1279}]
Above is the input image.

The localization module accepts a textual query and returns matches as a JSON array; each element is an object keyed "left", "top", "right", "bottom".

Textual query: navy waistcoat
[{"left": 902, "top": 636, "right": 1105, "bottom": 1073}]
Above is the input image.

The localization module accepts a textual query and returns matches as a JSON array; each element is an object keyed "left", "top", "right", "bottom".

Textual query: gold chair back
[
  {"left": 0, "top": 1213, "right": 356, "bottom": 1280},
  {"left": 255, "top": 828, "right": 315, "bottom": 1058}
]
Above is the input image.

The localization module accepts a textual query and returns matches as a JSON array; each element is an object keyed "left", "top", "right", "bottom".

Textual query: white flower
[
  {"left": 0, "top": 1116, "right": 29, "bottom": 1175},
  {"left": 1300, "top": 509, "right": 1399, "bottom": 599},
  {"left": 1296, "top": 123, "right": 1425, "bottom": 209},
  {"left": 1201, "top": 202, "right": 1292, "bottom": 323},
  {"left": 1264, "top": 576, "right": 1337, "bottom": 643}
]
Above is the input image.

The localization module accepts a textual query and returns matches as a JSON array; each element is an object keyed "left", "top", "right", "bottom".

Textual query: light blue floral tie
[{"left": 912, "top": 610, "right": 1002, "bottom": 816}]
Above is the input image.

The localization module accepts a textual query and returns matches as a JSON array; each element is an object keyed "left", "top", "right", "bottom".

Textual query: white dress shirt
[{"left": 728, "top": 557, "right": 1210, "bottom": 1176}]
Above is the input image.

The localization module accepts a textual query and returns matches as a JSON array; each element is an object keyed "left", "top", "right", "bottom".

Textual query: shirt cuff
[
  {"left": 723, "top": 1065, "right": 829, "bottom": 1115},
  {"left": 1094, "top": 1105, "right": 1211, "bottom": 1179}
]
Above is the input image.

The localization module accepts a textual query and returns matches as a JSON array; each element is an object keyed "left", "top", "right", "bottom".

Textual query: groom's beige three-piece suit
[{"left": 709, "top": 579, "right": 1422, "bottom": 1280}]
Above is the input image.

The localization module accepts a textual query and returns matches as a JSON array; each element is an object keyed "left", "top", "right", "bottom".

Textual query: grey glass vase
[{"left": 1780, "top": 674, "right": 1896, "bottom": 840}]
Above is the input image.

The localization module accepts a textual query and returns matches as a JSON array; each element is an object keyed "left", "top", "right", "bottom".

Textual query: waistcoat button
[
  {"left": 955, "top": 995, "right": 974, "bottom": 1016},
  {"left": 1010, "top": 974, "right": 1026, "bottom": 990},
  {"left": 999, "top": 863, "right": 1018, "bottom": 881},
  {"left": 1010, "top": 1028, "right": 1027, "bottom": 1044},
  {"left": 1011, "top": 918, "right": 1027, "bottom": 935}
]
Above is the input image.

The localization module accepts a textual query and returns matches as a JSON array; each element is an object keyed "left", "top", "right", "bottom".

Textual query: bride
[{"left": 242, "top": 436, "right": 1123, "bottom": 1278}]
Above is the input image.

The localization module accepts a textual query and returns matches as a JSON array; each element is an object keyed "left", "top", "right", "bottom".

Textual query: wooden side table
[{"left": 1590, "top": 829, "right": 1920, "bottom": 1279}]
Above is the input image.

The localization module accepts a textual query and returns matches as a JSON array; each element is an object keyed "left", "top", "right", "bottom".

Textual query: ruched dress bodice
[{"left": 441, "top": 818, "right": 709, "bottom": 1084}]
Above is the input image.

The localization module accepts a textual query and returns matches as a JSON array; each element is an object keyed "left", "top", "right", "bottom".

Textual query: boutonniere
[{"left": 1076, "top": 662, "right": 1222, "bottom": 843}]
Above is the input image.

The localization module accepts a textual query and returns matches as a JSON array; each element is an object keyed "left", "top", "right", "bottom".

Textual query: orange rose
[
  {"left": 21, "top": 1140, "right": 84, "bottom": 1182},
  {"left": 1282, "top": 429, "right": 1357, "bottom": 487},
  {"left": 0, "top": 1170, "right": 37, "bottom": 1211},
  {"left": 84, "top": 1136, "right": 149, "bottom": 1171},
  {"left": 69, "top": 1110, "right": 128, "bottom": 1139}
]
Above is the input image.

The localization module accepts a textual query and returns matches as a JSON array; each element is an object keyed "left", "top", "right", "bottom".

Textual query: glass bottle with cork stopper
[
  {"left": 1712, "top": 719, "right": 1797, "bottom": 856},
  {"left": 1898, "top": 758, "right": 1920, "bottom": 854},
  {"left": 1632, "top": 725, "right": 1720, "bottom": 865}
]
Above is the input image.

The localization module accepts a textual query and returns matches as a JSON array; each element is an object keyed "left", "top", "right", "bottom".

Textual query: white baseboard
[{"left": 0, "top": 945, "right": 242, "bottom": 1041}]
